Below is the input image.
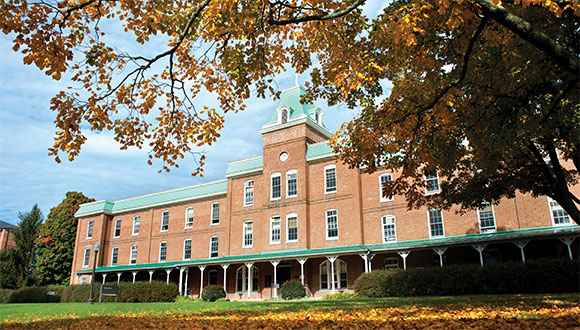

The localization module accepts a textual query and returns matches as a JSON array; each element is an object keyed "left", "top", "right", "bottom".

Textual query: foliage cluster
[
  {"left": 354, "top": 259, "right": 579, "bottom": 297},
  {"left": 201, "top": 285, "right": 226, "bottom": 302},
  {"left": 35, "top": 192, "right": 94, "bottom": 286},
  {"left": 280, "top": 281, "right": 306, "bottom": 300},
  {"left": 60, "top": 281, "right": 178, "bottom": 303},
  {"left": 321, "top": 292, "right": 356, "bottom": 300}
]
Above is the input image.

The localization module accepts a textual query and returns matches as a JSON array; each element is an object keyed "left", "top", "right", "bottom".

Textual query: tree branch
[
  {"left": 267, "top": 0, "right": 366, "bottom": 25},
  {"left": 472, "top": 0, "right": 579, "bottom": 75}
]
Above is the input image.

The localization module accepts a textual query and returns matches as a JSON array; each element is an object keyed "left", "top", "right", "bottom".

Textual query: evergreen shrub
[
  {"left": 201, "top": 285, "right": 226, "bottom": 302},
  {"left": 280, "top": 281, "right": 306, "bottom": 300}
]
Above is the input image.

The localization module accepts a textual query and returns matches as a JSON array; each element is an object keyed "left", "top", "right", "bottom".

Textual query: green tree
[
  {"left": 0, "top": 248, "right": 20, "bottom": 289},
  {"left": 12, "top": 204, "right": 44, "bottom": 287},
  {"left": 36, "top": 192, "right": 94, "bottom": 285}
]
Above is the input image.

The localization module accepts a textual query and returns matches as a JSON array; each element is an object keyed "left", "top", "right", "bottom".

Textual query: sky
[{"left": 0, "top": 2, "right": 389, "bottom": 225}]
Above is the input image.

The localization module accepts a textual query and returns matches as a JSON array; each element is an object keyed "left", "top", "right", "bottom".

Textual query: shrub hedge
[
  {"left": 201, "top": 285, "right": 226, "bottom": 302},
  {"left": 280, "top": 281, "right": 306, "bottom": 300},
  {"left": 59, "top": 281, "right": 178, "bottom": 303},
  {"left": 322, "top": 292, "right": 356, "bottom": 300},
  {"left": 354, "top": 259, "right": 579, "bottom": 297}
]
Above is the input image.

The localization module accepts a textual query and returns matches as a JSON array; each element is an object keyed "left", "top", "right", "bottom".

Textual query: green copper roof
[
  {"left": 306, "top": 141, "right": 335, "bottom": 161},
  {"left": 267, "top": 86, "right": 319, "bottom": 124},
  {"left": 75, "top": 180, "right": 227, "bottom": 217},
  {"left": 75, "top": 225, "right": 580, "bottom": 274},
  {"left": 225, "top": 156, "right": 263, "bottom": 177}
]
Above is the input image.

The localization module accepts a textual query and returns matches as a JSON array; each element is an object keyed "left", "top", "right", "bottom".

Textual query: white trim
[
  {"left": 129, "top": 245, "right": 137, "bottom": 264},
  {"left": 286, "top": 213, "right": 298, "bottom": 243},
  {"left": 161, "top": 210, "right": 169, "bottom": 232},
  {"left": 226, "top": 155, "right": 263, "bottom": 166},
  {"left": 270, "top": 172, "right": 282, "bottom": 201},
  {"left": 319, "top": 259, "right": 347, "bottom": 290},
  {"left": 243, "top": 221, "right": 253, "bottom": 248},
  {"left": 270, "top": 216, "right": 281, "bottom": 245},
  {"left": 424, "top": 171, "right": 441, "bottom": 195},
  {"left": 225, "top": 168, "right": 263, "bottom": 179},
  {"left": 185, "top": 207, "right": 194, "bottom": 229},
  {"left": 306, "top": 153, "right": 335, "bottom": 162},
  {"left": 111, "top": 247, "right": 118, "bottom": 266},
  {"left": 159, "top": 241, "right": 167, "bottom": 262},
  {"left": 183, "top": 239, "right": 192, "bottom": 260},
  {"left": 211, "top": 202, "right": 220, "bottom": 225},
  {"left": 547, "top": 197, "right": 572, "bottom": 226},
  {"left": 259, "top": 114, "right": 333, "bottom": 138},
  {"left": 113, "top": 218, "right": 122, "bottom": 238},
  {"left": 325, "top": 209, "right": 339, "bottom": 240},
  {"left": 427, "top": 209, "right": 445, "bottom": 238},
  {"left": 132, "top": 215, "right": 140, "bottom": 236},
  {"left": 477, "top": 203, "right": 496, "bottom": 233},
  {"left": 82, "top": 248, "right": 90, "bottom": 268},
  {"left": 286, "top": 170, "right": 298, "bottom": 198},
  {"left": 115, "top": 179, "right": 227, "bottom": 204},
  {"left": 209, "top": 236, "right": 219, "bottom": 258},
  {"left": 379, "top": 173, "right": 394, "bottom": 202},
  {"left": 243, "top": 180, "right": 254, "bottom": 207},
  {"left": 381, "top": 214, "right": 397, "bottom": 242},
  {"left": 86, "top": 220, "right": 93, "bottom": 239},
  {"left": 324, "top": 165, "right": 337, "bottom": 194}
]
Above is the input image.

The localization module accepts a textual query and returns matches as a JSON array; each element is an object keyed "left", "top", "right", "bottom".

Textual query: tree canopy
[{"left": 1, "top": 0, "right": 578, "bottom": 219}]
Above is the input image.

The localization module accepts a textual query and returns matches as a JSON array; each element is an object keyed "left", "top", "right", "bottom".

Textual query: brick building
[
  {"left": 0, "top": 220, "right": 16, "bottom": 251},
  {"left": 72, "top": 86, "right": 579, "bottom": 299}
]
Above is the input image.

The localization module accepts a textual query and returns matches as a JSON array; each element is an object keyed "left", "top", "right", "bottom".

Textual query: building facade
[
  {"left": 72, "top": 86, "right": 579, "bottom": 299},
  {"left": 0, "top": 220, "right": 16, "bottom": 251}
]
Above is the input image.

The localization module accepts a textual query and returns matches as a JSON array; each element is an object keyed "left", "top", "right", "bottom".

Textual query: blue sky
[{"left": 0, "top": 2, "right": 389, "bottom": 225}]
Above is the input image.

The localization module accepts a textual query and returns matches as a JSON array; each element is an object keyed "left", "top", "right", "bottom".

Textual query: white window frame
[
  {"left": 161, "top": 210, "right": 169, "bottom": 232},
  {"left": 319, "top": 259, "right": 347, "bottom": 290},
  {"left": 86, "top": 220, "right": 93, "bottom": 239},
  {"left": 270, "top": 173, "right": 282, "bottom": 200},
  {"left": 385, "top": 257, "right": 399, "bottom": 271},
  {"left": 379, "top": 173, "right": 394, "bottom": 202},
  {"left": 209, "top": 236, "right": 219, "bottom": 258},
  {"left": 211, "top": 203, "right": 220, "bottom": 225},
  {"left": 381, "top": 215, "right": 397, "bottom": 242},
  {"left": 111, "top": 247, "right": 118, "bottom": 266},
  {"left": 286, "top": 170, "right": 298, "bottom": 198},
  {"left": 81, "top": 276, "right": 87, "bottom": 284},
  {"left": 235, "top": 265, "right": 259, "bottom": 293},
  {"left": 159, "top": 241, "right": 167, "bottom": 262},
  {"left": 113, "top": 218, "right": 121, "bottom": 238},
  {"left": 183, "top": 239, "right": 192, "bottom": 260},
  {"left": 82, "top": 248, "right": 90, "bottom": 268},
  {"left": 244, "top": 180, "right": 254, "bottom": 206},
  {"left": 185, "top": 207, "right": 194, "bottom": 229},
  {"left": 286, "top": 213, "right": 298, "bottom": 243},
  {"left": 278, "top": 106, "right": 289, "bottom": 124},
  {"left": 428, "top": 209, "right": 445, "bottom": 238},
  {"left": 324, "top": 165, "right": 337, "bottom": 194},
  {"left": 477, "top": 203, "right": 496, "bottom": 233},
  {"left": 132, "top": 216, "right": 140, "bottom": 236},
  {"left": 424, "top": 171, "right": 440, "bottom": 195},
  {"left": 130, "top": 245, "right": 137, "bottom": 264},
  {"left": 270, "top": 216, "right": 281, "bottom": 245},
  {"left": 243, "top": 221, "right": 253, "bottom": 248},
  {"left": 326, "top": 209, "right": 339, "bottom": 240},
  {"left": 548, "top": 197, "right": 572, "bottom": 226}
]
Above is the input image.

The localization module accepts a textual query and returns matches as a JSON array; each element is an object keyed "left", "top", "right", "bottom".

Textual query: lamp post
[{"left": 87, "top": 241, "right": 100, "bottom": 304}]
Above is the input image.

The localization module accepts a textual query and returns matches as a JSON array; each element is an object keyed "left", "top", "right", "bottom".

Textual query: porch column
[
  {"left": 297, "top": 258, "right": 308, "bottom": 285},
  {"left": 221, "top": 264, "right": 229, "bottom": 292},
  {"left": 397, "top": 251, "right": 410, "bottom": 270},
  {"left": 560, "top": 237, "right": 576, "bottom": 260},
  {"left": 199, "top": 266, "right": 206, "bottom": 297},
  {"left": 165, "top": 269, "right": 172, "bottom": 284},
  {"left": 132, "top": 271, "right": 137, "bottom": 283},
  {"left": 117, "top": 272, "right": 122, "bottom": 283},
  {"left": 270, "top": 260, "right": 280, "bottom": 297},
  {"left": 178, "top": 268, "right": 185, "bottom": 296},
  {"left": 359, "top": 253, "right": 369, "bottom": 273},
  {"left": 433, "top": 248, "right": 447, "bottom": 267},
  {"left": 472, "top": 244, "right": 487, "bottom": 266},
  {"left": 184, "top": 268, "right": 189, "bottom": 296},
  {"left": 102, "top": 273, "right": 107, "bottom": 284},
  {"left": 368, "top": 254, "right": 375, "bottom": 271},
  {"left": 149, "top": 270, "right": 154, "bottom": 282},
  {"left": 327, "top": 256, "right": 337, "bottom": 294},
  {"left": 245, "top": 263, "right": 254, "bottom": 299},
  {"left": 513, "top": 241, "right": 528, "bottom": 264}
]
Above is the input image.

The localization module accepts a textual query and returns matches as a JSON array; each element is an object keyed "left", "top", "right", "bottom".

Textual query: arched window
[
  {"left": 319, "top": 259, "right": 347, "bottom": 290},
  {"left": 236, "top": 265, "right": 258, "bottom": 292},
  {"left": 280, "top": 108, "right": 288, "bottom": 124}
]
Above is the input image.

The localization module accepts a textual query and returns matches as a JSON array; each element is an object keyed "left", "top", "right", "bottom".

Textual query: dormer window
[
  {"left": 281, "top": 108, "right": 288, "bottom": 124},
  {"left": 315, "top": 112, "right": 320, "bottom": 124}
]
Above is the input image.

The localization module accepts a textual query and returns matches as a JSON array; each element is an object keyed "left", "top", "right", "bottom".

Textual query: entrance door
[{"left": 277, "top": 261, "right": 292, "bottom": 285}]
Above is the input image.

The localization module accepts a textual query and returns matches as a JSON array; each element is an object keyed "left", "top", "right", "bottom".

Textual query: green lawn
[{"left": 0, "top": 293, "right": 578, "bottom": 324}]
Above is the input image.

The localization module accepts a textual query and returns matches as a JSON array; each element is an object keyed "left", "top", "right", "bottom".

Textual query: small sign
[{"left": 99, "top": 285, "right": 118, "bottom": 303}]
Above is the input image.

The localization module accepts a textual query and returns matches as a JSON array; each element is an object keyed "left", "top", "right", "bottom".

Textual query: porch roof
[{"left": 75, "top": 225, "right": 579, "bottom": 275}]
